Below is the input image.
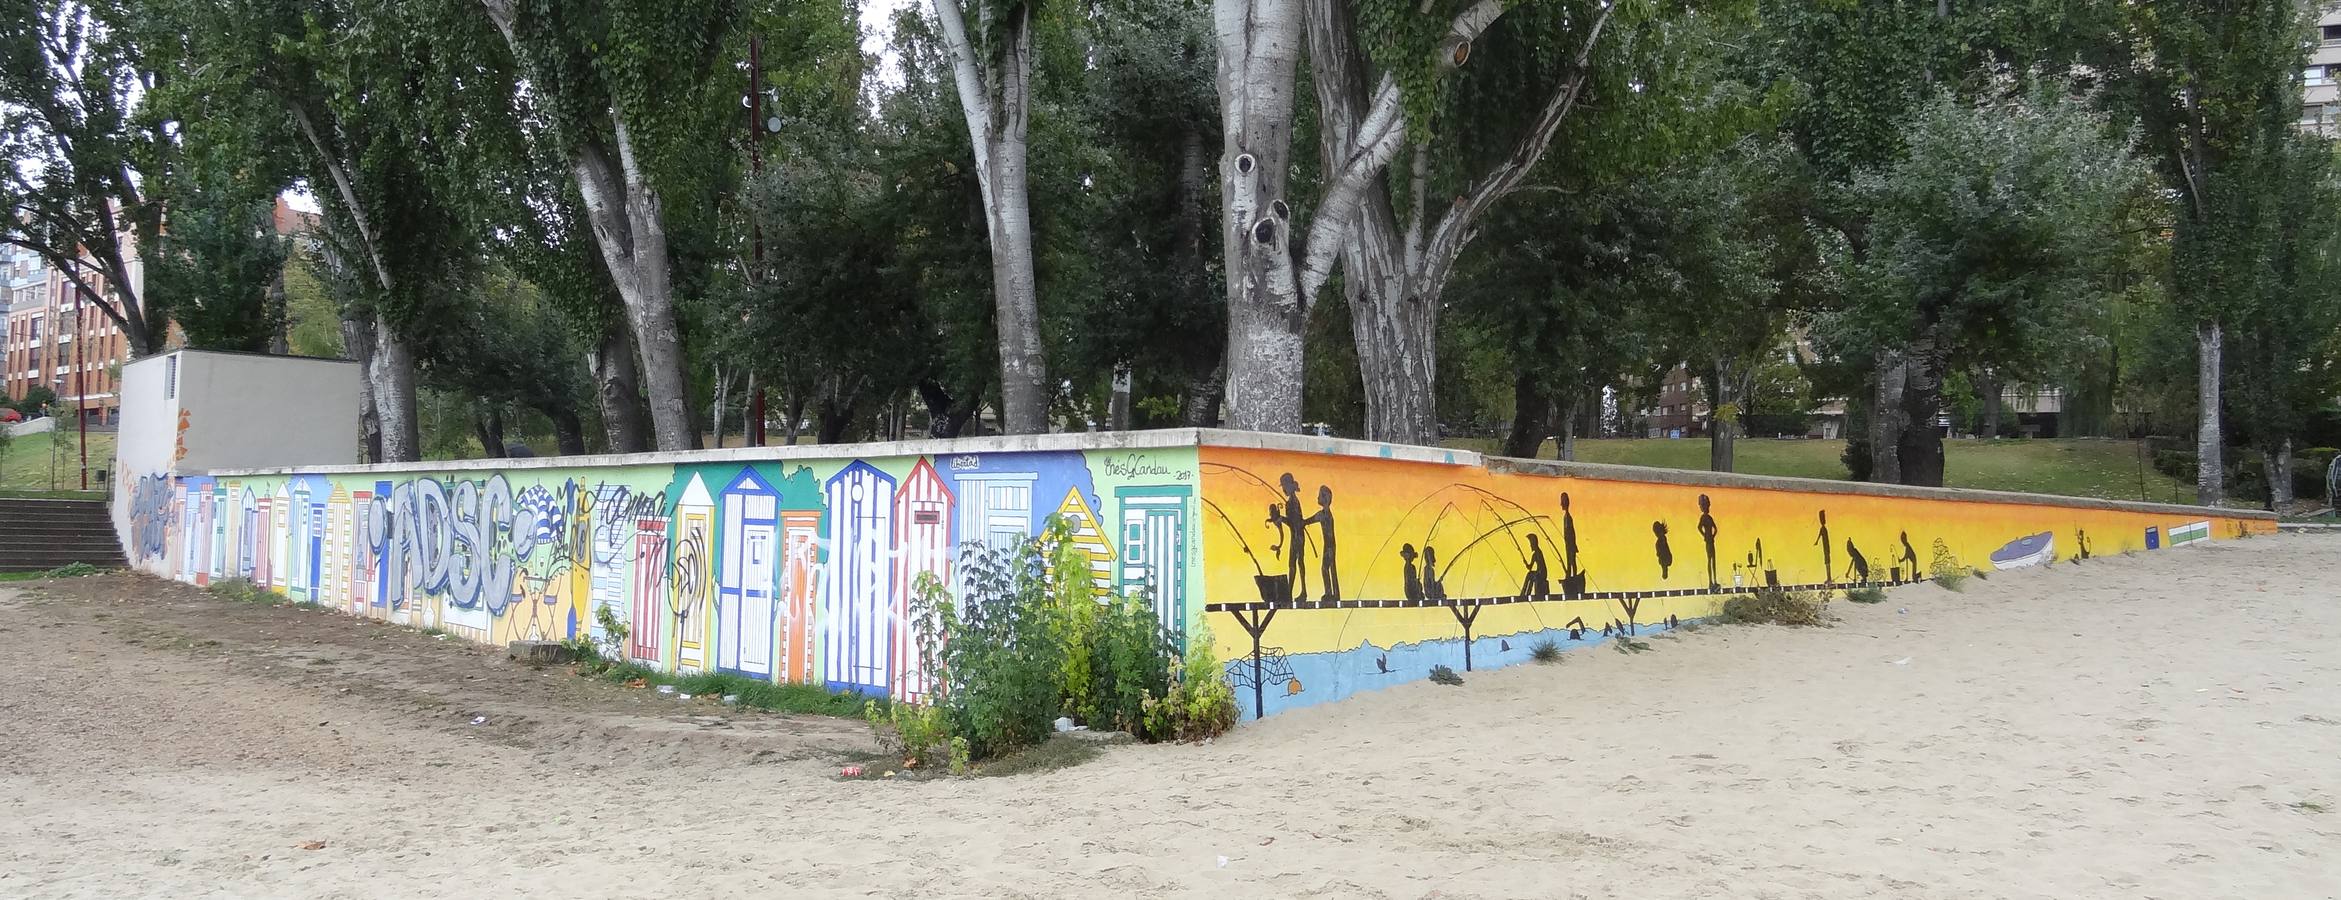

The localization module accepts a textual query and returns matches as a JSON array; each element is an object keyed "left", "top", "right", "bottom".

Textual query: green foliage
[
  {"left": 905, "top": 538, "right": 1072, "bottom": 761},
  {"left": 1720, "top": 588, "right": 1829, "bottom": 626},
  {"left": 207, "top": 578, "right": 288, "bottom": 605},
  {"left": 1427, "top": 664, "right": 1465, "bottom": 685},
  {"left": 1929, "top": 539, "right": 1968, "bottom": 591},
  {"left": 1146, "top": 618, "right": 1239, "bottom": 742},
  {"left": 1529, "top": 638, "right": 1564, "bottom": 663},
  {"left": 1845, "top": 586, "right": 1889, "bottom": 604}
]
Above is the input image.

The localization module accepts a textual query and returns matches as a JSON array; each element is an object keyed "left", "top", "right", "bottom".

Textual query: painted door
[
  {"left": 892, "top": 460, "right": 954, "bottom": 703},
  {"left": 823, "top": 463, "right": 896, "bottom": 695},
  {"left": 719, "top": 489, "right": 779, "bottom": 678},
  {"left": 192, "top": 490, "right": 213, "bottom": 587},
  {"left": 1117, "top": 487, "right": 1192, "bottom": 638},
  {"left": 306, "top": 497, "right": 325, "bottom": 601},
  {"left": 630, "top": 516, "right": 667, "bottom": 663},
  {"left": 673, "top": 478, "right": 714, "bottom": 672},
  {"left": 956, "top": 473, "right": 1036, "bottom": 554},
  {"left": 779, "top": 511, "right": 820, "bottom": 684}
]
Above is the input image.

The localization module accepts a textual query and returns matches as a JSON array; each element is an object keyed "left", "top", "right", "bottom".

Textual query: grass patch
[
  {"left": 1845, "top": 586, "right": 1889, "bottom": 604},
  {"left": 1613, "top": 638, "right": 1654, "bottom": 653},
  {"left": 206, "top": 577, "right": 290, "bottom": 605},
  {"left": 2291, "top": 800, "right": 2330, "bottom": 814},
  {"left": 1932, "top": 569, "right": 1969, "bottom": 591},
  {"left": 973, "top": 734, "right": 1109, "bottom": 777},
  {"left": 1428, "top": 664, "right": 1465, "bottom": 685},
  {"left": 570, "top": 655, "right": 876, "bottom": 719},
  {"left": 1529, "top": 638, "right": 1564, "bottom": 664},
  {"left": 0, "top": 430, "right": 116, "bottom": 494},
  {"left": 1720, "top": 589, "right": 1830, "bottom": 626},
  {"left": 0, "top": 561, "right": 109, "bottom": 582}
]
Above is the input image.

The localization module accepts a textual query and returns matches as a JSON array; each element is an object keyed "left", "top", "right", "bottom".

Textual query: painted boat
[{"left": 1989, "top": 532, "right": 2055, "bottom": 570}]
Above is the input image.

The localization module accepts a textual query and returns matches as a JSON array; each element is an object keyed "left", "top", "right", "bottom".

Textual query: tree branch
[
  {"left": 930, "top": 0, "right": 998, "bottom": 198},
  {"left": 1415, "top": 0, "right": 1616, "bottom": 295},
  {"left": 1297, "top": 0, "right": 1529, "bottom": 300}
]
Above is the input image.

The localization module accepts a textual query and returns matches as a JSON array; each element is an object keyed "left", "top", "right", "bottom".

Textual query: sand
[{"left": 2, "top": 534, "right": 2336, "bottom": 899}]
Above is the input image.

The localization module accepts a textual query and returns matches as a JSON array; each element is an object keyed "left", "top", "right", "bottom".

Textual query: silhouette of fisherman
[
  {"left": 1756, "top": 538, "right": 1779, "bottom": 586},
  {"left": 1844, "top": 539, "right": 1871, "bottom": 583},
  {"left": 1521, "top": 533, "right": 1550, "bottom": 599},
  {"left": 1697, "top": 495, "right": 1719, "bottom": 590},
  {"left": 1652, "top": 521, "right": 1674, "bottom": 578},
  {"left": 1305, "top": 485, "right": 1339, "bottom": 602},
  {"left": 1400, "top": 543, "right": 1425, "bottom": 601},
  {"left": 1560, "top": 492, "right": 1581, "bottom": 576},
  {"left": 1898, "top": 531, "right": 1920, "bottom": 581},
  {"left": 1422, "top": 544, "right": 1447, "bottom": 601},
  {"left": 1815, "top": 510, "right": 1833, "bottom": 584},
  {"left": 1270, "top": 473, "right": 1308, "bottom": 601},
  {"left": 2075, "top": 529, "right": 2092, "bottom": 561}
]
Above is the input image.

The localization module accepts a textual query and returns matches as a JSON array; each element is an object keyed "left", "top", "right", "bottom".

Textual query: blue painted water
[{"left": 1232, "top": 618, "right": 1694, "bottom": 721}]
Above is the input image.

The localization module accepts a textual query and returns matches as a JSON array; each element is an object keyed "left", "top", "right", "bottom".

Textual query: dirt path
[{"left": 3, "top": 537, "right": 2338, "bottom": 899}]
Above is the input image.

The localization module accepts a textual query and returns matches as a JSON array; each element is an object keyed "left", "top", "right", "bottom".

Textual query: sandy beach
[{"left": 3, "top": 533, "right": 2336, "bottom": 899}]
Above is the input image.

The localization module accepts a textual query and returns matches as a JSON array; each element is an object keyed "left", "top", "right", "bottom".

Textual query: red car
[{"left": 0, "top": 408, "right": 22, "bottom": 423}]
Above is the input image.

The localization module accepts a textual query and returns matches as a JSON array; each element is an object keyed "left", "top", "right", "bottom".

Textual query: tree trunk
[
  {"left": 784, "top": 392, "right": 806, "bottom": 445},
  {"left": 1501, "top": 372, "right": 1548, "bottom": 458},
  {"left": 1898, "top": 339, "right": 1947, "bottom": 487},
  {"left": 590, "top": 318, "right": 652, "bottom": 453},
  {"left": 475, "top": 4, "right": 698, "bottom": 452},
  {"left": 1979, "top": 370, "right": 2002, "bottom": 438},
  {"left": 339, "top": 312, "right": 383, "bottom": 464},
  {"left": 1214, "top": 0, "right": 1308, "bottom": 434},
  {"left": 817, "top": 395, "right": 858, "bottom": 444},
  {"left": 918, "top": 379, "right": 982, "bottom": 438},
  {"left": 2196, "top": 320, "right": 2225, "bottom": 504},
  {"left": 371, "top": 313, "right": 420, "bottom": 463},
  {"left": 1108, "top": 363, "right": 1133, "bottom": 430},
  {"left": 1183, "top": 360, "right": 1225, "bottom": 427},
  {"left": 1556, "top": 394, "right": 1580, "bottom": 462},
  {"left": 267, "top": 272, "right": 290, "bottom": 355},
  {"left": 931, "top": 0, "right": 1050, "bottom": 435},
  {"left": 548, "top": 406, "right": 586, "bottom": 456},
  {"left": 1869, "top": 354, "right": 1906, "bottom": 485},
  {"left": 476, "top": 408, "right": 507, "bottom": 458},
  {"left": 710, "top": 365, "right": 729, "bottom": 450},
  {"left": 2267, "top": 439, "right": 2294, "bottom": 510},
  {"left": 1709, "top": 358, "right": 1736, "bottom": 473}
]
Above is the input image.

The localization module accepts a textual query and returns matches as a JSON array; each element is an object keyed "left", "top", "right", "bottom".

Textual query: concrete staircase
[{"left": 0, "top": 498, "right": 127, "bottom": 573}]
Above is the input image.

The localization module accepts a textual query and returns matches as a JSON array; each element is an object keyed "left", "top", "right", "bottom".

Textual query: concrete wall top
[
  {"left": 1488, "top": 455, "right": 2277, "bottom": 521},
  {"left": 198, "top": 425, "right": 2263, "bottom": 522}
]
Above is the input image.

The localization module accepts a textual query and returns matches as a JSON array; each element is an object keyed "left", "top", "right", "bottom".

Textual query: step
[{"left": 0, "top": 522, "right": 118, "bottom": 534}]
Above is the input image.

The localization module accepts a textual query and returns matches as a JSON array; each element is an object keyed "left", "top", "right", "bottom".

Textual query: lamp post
[{"left": 62, "top": 302, "right": 86, "bottom": 490}]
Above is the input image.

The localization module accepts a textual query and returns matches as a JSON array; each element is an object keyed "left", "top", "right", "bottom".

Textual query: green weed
[
  {"left": 1845, "top": 586, "right": 1890, "bottom": 604},
  {"left": 1530, "top": 638, "right": 1564, "bottom": 664}
]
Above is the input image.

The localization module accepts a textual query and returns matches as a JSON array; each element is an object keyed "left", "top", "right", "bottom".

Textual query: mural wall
[
  {"left": 1197, "top": 447, "right": 2277, "bottom": 721},
  {"left": 119, "top": 432, "right": 2273, "bottom": 726},
  {"left": 121, "top": 448, "right": 1204, "bottom": 701}
]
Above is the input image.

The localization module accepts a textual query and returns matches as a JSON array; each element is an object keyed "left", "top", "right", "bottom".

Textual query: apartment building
[
  {"left": 3, "top": 244, "right": 52, "bottom": 408},
  {"left": 1, "top": 243, "right": 149, "bottom": 425},
  {"left": 2306, "top": 8, "right": 2341, "bottom": 133}
]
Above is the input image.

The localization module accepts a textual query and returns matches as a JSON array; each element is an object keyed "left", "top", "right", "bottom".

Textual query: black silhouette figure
[
  {"left": 2076, "top": 529, "right": 2092, "bottom": 561},
  {"left": 1698, "top": 495, "right": 1720, "bottom": 590},
  {"left": 1520, "top": 533, "right": 1551, "bottom": 599},
  {"left": 1305, "top": 485, "right": 1339, "bottom": 602},
  {"left": 1559, "top": 492, "right": 1587, "bottom": 598},
  {"left": 1653, "top": 521, "right": 1674, "bottom": 578},
  {"left": 1560, "top": 493, "right": 1581, "bottom": 574},
  {"left": 1601, "top": 622, "right": 1615, "bottom": 637},
  {"left": 1500, "top": 639, "right": 1512, "bottom": 652},
  {"left": 1756, "top": 538, "right": 1779, "bottom": 586},
  {"left": 1816, "top": 511, "right": 1834, "bottom": 584},
  {"left": 1400, "top": 543, "right": 1424, "bottom": 602},
  {"left": 1375, "top": 653, "right": 1391, "bottom": 674},
  {"left": 1844, "top": 538, "right": 1871, "bottom": 583},
  {"left": 1274, "top": 473, "right": 1308, "bottom": 601},
  {"left": 1422, "top": 544, "right": 1447, "bottom": 601},
  {"left": 1665, "top": 614, "right": 1680, "bottom": 628},
  {"left": 1564, "top": 616, "right": 1588, "bottom": 640},
  {"left": 1898, "top": 531, "right": 1919, "bottom": 581}
]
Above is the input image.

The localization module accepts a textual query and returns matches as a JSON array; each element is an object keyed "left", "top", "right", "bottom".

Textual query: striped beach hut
[
  {"left": 823, "top": 461, "right": 897, "bottom": 696},
  {"left": 891, "top": 459, "right": 954, "bottom": 703}
]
